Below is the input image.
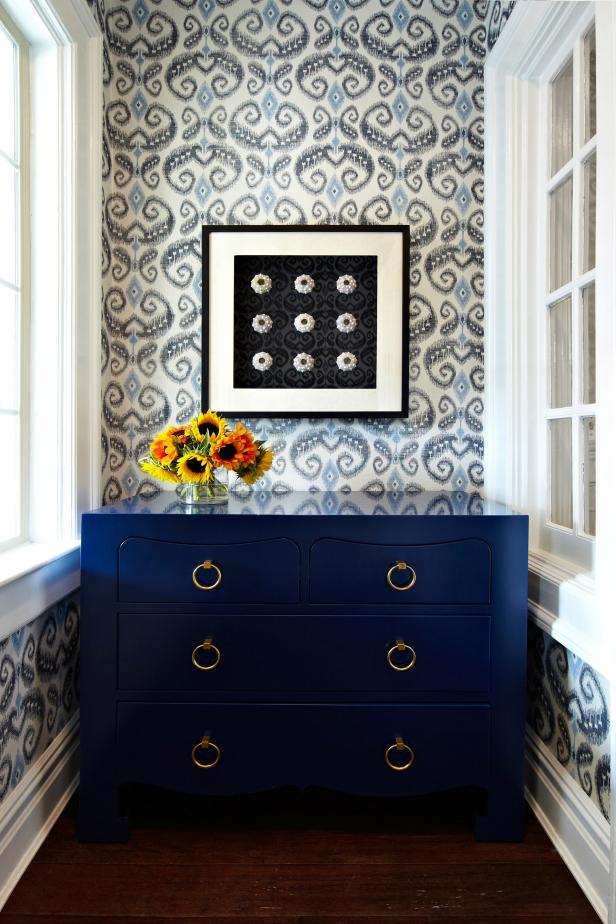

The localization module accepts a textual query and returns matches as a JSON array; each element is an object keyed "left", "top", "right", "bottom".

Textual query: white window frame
[
  {"left": 0, "top": 0, "right": 102, "bottom": 638},
  {"left": 540, "top": 22, "right": 597, "bottom": 565},
  {"left": 484, "top": 0, "right": 616, "bottom": 674},
  {"left": 0, "top": 6, "right": 29, "bottom": 554}
]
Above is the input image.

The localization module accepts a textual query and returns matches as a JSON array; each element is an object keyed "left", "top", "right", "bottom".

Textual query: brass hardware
[
  {"left": 385, "top": 735, "right": 415, "bottom": 772},
  {"left": 191, "top": 735, "right": 221, "bottom": 769},
  {"left": 386, "top": 639, "right": 417, "bottom": 672},
  {"left": 192, "top": 559, "right": 222, "bottom": 591},
  {"left": 191, "top": 638, "right": 221, "bottom": 671},
  {"left": 386, "top": 561, "right": 417, "bottom": 592}
]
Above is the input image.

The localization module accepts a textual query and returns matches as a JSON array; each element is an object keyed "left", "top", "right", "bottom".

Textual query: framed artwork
[{"left": 202, "top": 225, "right": 409, "bottom": 418}]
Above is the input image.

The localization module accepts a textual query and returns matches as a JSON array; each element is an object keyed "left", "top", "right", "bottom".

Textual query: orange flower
[
  {"left": 165, "top": 424, "right": 189, "bottom": 444},
  {"left": 241, "top": 448, "right": 274, "bottom": 484},
  {"left": 150, "top": 436, "right": 178, "bottom": 466},
  {"left": 212, "top": 424, "right": 257, "bottom": 470}
]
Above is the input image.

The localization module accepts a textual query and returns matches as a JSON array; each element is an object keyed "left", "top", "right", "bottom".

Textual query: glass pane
[
  {"left": 0, "top": 285, "right": 19, "bottom": 411},
  {"left": 0, "top": 157, "right": 17, "bottom": 285},
  {"left": 581, "top": 284, "right": 596, "bottom": 404},
  {"left": 551, "top": 58, "right": 573, "bottom": 175},
  {"left": 0, "top": 23, "right": 16, "bottom": 160},
  {"left": 582, "top": 153, "right": 596, "bottom": 273},
  {"left": 581, "top": 416, "right": 596, "bottom": 536},
  {"left": 0, "top": 411, "right": 20, "bottom": 543},
  {"left": 549, "top": 177, "right": 572, "bottom": 292},
  {"left": 549, "top": 418, "right": 572, "bottom": 529},
  {"left": 549, "top": 296, "right": 572, "bottom": 408},
  {"left": 584, "top": 26, "right": 596, "bottom": 142}
]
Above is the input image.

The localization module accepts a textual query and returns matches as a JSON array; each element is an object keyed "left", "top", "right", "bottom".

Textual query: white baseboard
[
  {"left": 0, "top": 710, "right": 80, "bottom": 911},
  {"left": 525, "top": 728, "right": 610, "bottom": 923}
]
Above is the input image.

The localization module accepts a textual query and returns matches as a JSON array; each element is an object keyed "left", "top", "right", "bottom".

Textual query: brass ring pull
[
  {"left": 386, "top": 561, "right": 416, "bottom": 592},
  {"left": 191, "top": 638, "right": 221, "bottom": 671},
  {"left": 191, "top": 735, "right": 221, "bottom": 769},
  {"left": 385, "top": 735, "right": 415, "bottom": 772},
  {"left": 192, "top": 559, "right": 222, "bottom": 591},
  {"left": 386, "top": 639, "right": 417, "bottom": 672}
]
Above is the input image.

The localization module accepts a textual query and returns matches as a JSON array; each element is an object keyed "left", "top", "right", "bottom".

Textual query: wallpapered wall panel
[
  {"left": 90, "top": 0, "right": 496, "bottom": 503},
  {"left": 486, "top": 0, "right": 515, "bottom": 51},
  {"left": 527, "top": 623, "right": 611, "bottom": 822},
  {"left": 0, "top": 594, "right": 80, "bottom": 805}
]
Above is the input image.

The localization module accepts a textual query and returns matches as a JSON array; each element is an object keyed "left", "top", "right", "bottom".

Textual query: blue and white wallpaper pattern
[
  {"left": 90, "top": 0, "right": 496, "bottom": 504},
  {"left": 528, "top": 624, "right": 611, "bottom": 822},
  {"left": 0, "top": 594, "right": 80, "bottom": 805}
]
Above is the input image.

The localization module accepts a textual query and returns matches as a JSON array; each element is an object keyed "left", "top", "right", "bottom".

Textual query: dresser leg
[
  {"left": 474, "top": 790, "right": 525, "bottom": 842},
  {"left": 78, "top": 784, "right": 128, "bottom": 843}
]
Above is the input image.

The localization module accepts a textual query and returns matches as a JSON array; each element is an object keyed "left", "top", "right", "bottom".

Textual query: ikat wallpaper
[
  {"left": 0, "top": 594, "right": 80, "bottom": 805},
  {"left": 90, "top": 0, "right": 495, "bottom": 504},
  {"left": 528, "top": 624, "right": 611, "bottom": 822}
]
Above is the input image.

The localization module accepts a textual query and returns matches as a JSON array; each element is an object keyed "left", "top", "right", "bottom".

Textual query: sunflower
[
  {"left": 212, "top": 425, "right": 257, "bottom": 470},
  {"left": 242, "top": 448, "right": 274, "bottom": 484},
  {"left": 140, "top": 459, "right": 180, "bottom": 484},
  {"left": 176, "top": 452, "right": 212, "bottom": 484},
  {"left": 190, "top": 410, "right": 227, "bottom": 445},
  {"left": 165, "top": 423, "right": 189, "bottom": 444},
  {"left": 150, "top": 436, "right": 178, "bottom": 465}
]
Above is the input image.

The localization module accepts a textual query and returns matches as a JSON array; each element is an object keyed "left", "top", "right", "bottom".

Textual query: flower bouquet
[{"left": 139, "top": 410, "right": 273, "bottom": 505}]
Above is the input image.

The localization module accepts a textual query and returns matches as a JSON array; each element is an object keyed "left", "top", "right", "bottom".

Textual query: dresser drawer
[
  {"left": 117, "top": 702, "right": 490, "bottom": 797},
  {"left": 118, "top": 613, "right": 490, "bottom": 695},
  {"left": 310, "top": 538, "right": 491, "bottom": 605},
  {"left": 117, "top": 537, "right": 300, "bottom": 603}
]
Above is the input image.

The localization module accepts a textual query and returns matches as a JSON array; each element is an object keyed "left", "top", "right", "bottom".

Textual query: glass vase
[{"left": 177, "top": 468, "right": 229, "bottom": 506}]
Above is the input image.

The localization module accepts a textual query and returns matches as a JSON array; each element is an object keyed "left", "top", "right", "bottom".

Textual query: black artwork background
[{"left": 233, "top": 255, "right": 377, "bottom": 390}]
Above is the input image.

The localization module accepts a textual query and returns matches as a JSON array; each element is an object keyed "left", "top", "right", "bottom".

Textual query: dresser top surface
[{"left": 85, "top": 490, "right": 524, "bottom": 518}]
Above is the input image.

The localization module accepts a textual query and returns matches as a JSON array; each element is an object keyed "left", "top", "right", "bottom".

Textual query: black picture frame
[{"left": 201, "top": 224, "right": 410, "bottom": 419}]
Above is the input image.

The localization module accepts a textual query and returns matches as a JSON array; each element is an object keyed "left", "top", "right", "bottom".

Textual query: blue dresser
[{"left": 79, "top": 491, "right": 528, "bottom": 842}]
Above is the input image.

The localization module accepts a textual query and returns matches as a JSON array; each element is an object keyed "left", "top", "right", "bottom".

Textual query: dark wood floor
[{"left": 3, "top": 787, "right": 599, "bottom": 922}]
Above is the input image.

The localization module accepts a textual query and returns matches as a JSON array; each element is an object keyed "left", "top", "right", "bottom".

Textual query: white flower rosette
[
  {"left": 251, "top": 273, "right": 272, "bottom": 295},
  {"left": 293, "top": 352, "right": 315, "bottom": 373},
  {"left": 336, "top": 312, "right": 357, "bottom": 333},
  {"left": 336, "top": 274, "right": 357, "bottom": 295},
  {"left": 336, "top": 351, "right": 357, "bottom": 371},
  {"left": 252, "top": 351, "right": 273, "bottom": 371},
  {"left": 252, "top": 313, "right": 273, "bottom": 334},
  {"left": 294, "top": 274, "right": 315, "bottom": 294},
  {"left": 294, "top": 313, "right": 315, "bottom": 333}
]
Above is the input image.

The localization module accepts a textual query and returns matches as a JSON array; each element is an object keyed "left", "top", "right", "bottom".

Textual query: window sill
[
  {"left": 0, "top": 540, "right": 80, "bottom": 640},
  {"left": 527, "top": 548, "right": 608, "bottom": 674}
]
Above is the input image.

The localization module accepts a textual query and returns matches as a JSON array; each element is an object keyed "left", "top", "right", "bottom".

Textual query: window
[
  {"left": 0, "top": 0, "right": 102, "bottom": 640},
  {"left": 0, "top": 10, "right": 27, "bottom": 552},
  {"left": 541, "top": 21, "right": 597, "bottom": 563},
  {"left": 485, "top": 1, "right": 616, "bottom": 663}
]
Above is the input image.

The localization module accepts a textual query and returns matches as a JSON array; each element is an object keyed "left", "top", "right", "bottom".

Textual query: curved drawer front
[
  {"left": 118, "top": 537, "right": 300, "bottom": 604},
  {"left": 310, "top": 538, "right": 491, "bottom": 605},
  {"left": 117, "top": 702, "right": 490, "bottom": 797},
  {"left": 118, "top": 613, "right": 490, "bottom": 694}
]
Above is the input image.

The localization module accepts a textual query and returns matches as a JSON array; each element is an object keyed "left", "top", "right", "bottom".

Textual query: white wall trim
[
  {"left": 527, "top": 549, "right": 608, "bottom": 675},
  {"left": 528, "top": 603, "right": 610, "bottom": 680},
  {"left": 526, "top": 729, "right": 610, "bottom": 924},
  {"left": 0, "top": 711, "right": 80, "bottom": 911}
]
